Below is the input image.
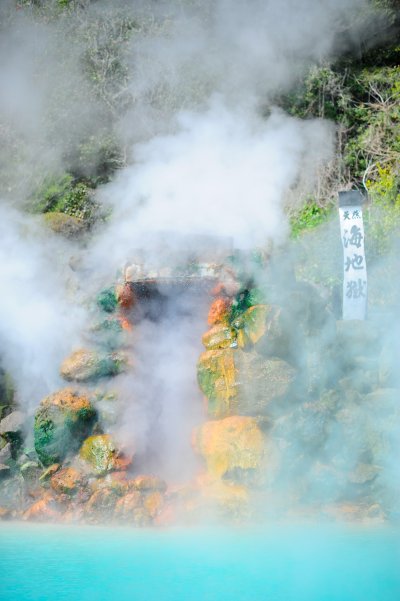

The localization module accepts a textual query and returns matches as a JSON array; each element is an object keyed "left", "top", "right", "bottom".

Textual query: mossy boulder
[
  {"left": 60, "top": 349, "right": 126, "bottom": 382},
  {"left": 34, "top": 389, "right": 96, "bottom": 466},
  {"left": 192, "top": 416, "right": 269, "bottom": 484},
  {"left": 80, "top": 434, "right": 119, "bottom": 475}
]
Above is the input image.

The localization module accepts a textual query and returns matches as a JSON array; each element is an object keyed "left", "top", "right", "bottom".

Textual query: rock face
[
  {"left": 201, "top": 325, "right": 237, "bottom": 351},
  {"left": 193, "top": 416, "right": 266, "bottom": 482},
  {"left": 79, "top": 434, "right": 120, "bottom": 475},
  {"left": 0, "top": 411, "right": 26, "bottom": 436},
  {"left": 50, "top": 467, "right": 83, "bottom": 495},
  {"left": 197, "top": 348, "right": 295, "bottom": 419},
  {"left": 207, "top": 297, "right": 231, "bottom": 326},
  {"left": 60, "top": 349, "right": 125, "bottom": 382},
  {"left": 233, "top": 305, "right": 268, "bottom": 348},
  {"left": 197, "top": 349, "right": 237, "bottom": 418},
  {"left": 34, "top": 389, "right": 96, "bottom": 466}
]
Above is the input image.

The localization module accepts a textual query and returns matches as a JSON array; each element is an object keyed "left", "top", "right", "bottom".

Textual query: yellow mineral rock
[
  {"left": 197, "top": 349, "right": 238, "bottom": 419},
  {"left": 201, "top": 324, "right": 237, "bottom": 351},
  {"left": 192, "top": 415, "right": 265, "bottom": 479}
]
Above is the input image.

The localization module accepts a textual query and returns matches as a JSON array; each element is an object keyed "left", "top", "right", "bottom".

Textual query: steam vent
[{"left": 0, "top": 230, "right": 397, "bottom": 528}]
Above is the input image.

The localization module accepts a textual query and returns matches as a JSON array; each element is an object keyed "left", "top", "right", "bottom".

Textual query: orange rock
[
  {"left": 114, "top": 491, "right": 142, "bottom": 520},
  {"left": 192, "top": 416, "right": 265, "bottom": 479},
  {"left": 114, "top": 454, "right": 133, "bottom": 472},
  {"left": 207, "top": 298, "right": 231, "bottom": 326},
  {"left": 130, "top": 475, "right": 167, "bottom": 492},
  {"left": 84, "top": 487, "right": 119, "bottom": 520},
  {"left": 118, "top": 316, "right": 133, "bottom": 331},
  {"left": 0, "top": 507, "right": 10, "bottom": 520},
  {"left": 50, "top": 467, "right": 83, "bottom": 495},
  {"left": 40, "top": 388, "right": 91, "bottom": 412},
  {"left": 23, "top": 494, "right": 60, "bottom": 522},
  {"left": 153, "top": 504, "right": 176, "bottom": 527},
  {"left": 143, "top": 491, "right": 164, "bottom": 518},
  {"left": 116, "top": 283, "right": 136, "bottom": 311}
]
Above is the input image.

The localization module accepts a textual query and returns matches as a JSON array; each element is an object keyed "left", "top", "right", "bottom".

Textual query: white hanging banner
[{"left": 339, "top": 201, "right": 367, "bottom": 320}]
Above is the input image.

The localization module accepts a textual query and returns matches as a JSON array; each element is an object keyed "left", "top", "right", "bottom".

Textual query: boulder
[
  {"left": 197, "top": 349, "right": 237, "bottom": 418},
  {"left": 195, "top": 475, "right": 250, "bottom": 522},
  {"left": 0, "top": 442, "right": 11, "bottom": 464},
  {"left": 84, "top": 487, "right": 120, "bottom": 521},
  {"left": 22, "top": 493, "right": 60, "bottom": 522},
  {"left": 34, "top": 388, "right": 96, "bottom": 466},
  {"left": 20, "top": 461, "right": 41, "bottom": 481},
  {"left": 197, "top": 348, "right": 295, "bottom": 419},
  {"left": 207, "top": 297, "right": 231, "bottom": 326},
  {"left": 193, "top": 415, "right": 268, "bottom": 484},
  {"left": 115, "top": 282, "right": 136, "bottom": 310},
  {"left": 60, "top": 349, "right": 126, "bottom": 383},
  {"left": 114, "top": 491, "right": 142, "bottom": 521},
  {"left": 233, "top": 305, "right": 268, "bottom": 348},
  {"left": 201, "top": 325, "right": 237, "bottom": 351},
  {"left": 235, "top": 352, "right": 296, "bottom": 416},
  {"left": 50, "top": 467, "right": 83, "bottom": 495},
  {"left": 39, "top": 463, "right": 61, "bottom": 483},
  {"left": 80, "top": 434, "right": 119, "bottom": 475},
  {"left": 130, "top": 475, "right": 167, "bottom": 493},
  {"left": 143, "top": 491, "right": 164, "bottom": 519},
  {"left": 0, "top": 410, "right": 26, "bottom": 436},
  {"left": 0, "top": 464, "right": 11, "bottom": 480}
]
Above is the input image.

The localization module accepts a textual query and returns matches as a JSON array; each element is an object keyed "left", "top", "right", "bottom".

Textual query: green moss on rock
[{"left": 34, "top": 389, "right": 96, "bottom": 466}]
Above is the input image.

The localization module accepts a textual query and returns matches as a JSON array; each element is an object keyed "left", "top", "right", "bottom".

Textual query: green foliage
[
  {"left": 229, "top": 287, "right": 266, "bottom": 323},
  {"left": 31, "top": 173, "right": 99, "bottom": 222},
  {"left": 281, "top": 62, "right": 400, "bottom": 185},
  {"left": 290, "top": 201, "right": 334, "bottom": 238},
  {"left": 364, "top": 164, "right": 400, "bottom": 257},
  {"left": 69, "top": 134, "right": 125, "bottom": 185}
]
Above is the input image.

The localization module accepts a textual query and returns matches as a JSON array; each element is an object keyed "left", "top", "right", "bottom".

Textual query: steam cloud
[{"left": 2, "top": 0, "right": 396, "bottom": 508}]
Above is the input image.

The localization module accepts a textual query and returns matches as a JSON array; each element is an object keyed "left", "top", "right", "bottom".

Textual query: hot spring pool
[{"left": 0, "top": 523, "right": 399, "bottom": 601}]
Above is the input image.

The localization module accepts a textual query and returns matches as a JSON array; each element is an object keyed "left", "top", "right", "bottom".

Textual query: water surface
[{"left": 0, "top": 523, "right": 399, "bottom": 600}]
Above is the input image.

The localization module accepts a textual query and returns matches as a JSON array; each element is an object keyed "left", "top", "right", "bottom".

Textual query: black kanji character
[
  {"left": 345, "top": 254, "right": 364, "bottom": 271},
  {"left": 346, "top": 278, "right": 367, "bottom": 299},
  {"left": 343, "top": 225, "right": 363, "bottom": 249}
]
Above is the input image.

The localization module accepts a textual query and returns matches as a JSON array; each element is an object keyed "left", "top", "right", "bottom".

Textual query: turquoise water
[{"left": 0, "top": 523, "right": 399, "bottom": 600}]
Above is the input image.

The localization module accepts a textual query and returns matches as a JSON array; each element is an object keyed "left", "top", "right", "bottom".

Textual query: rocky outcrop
[
  {"left": 193, "top": 415, "right": 268, "bottom": 484},
  {"left": 34, "top": 389, "right": 96, "bottom": 466},
  {"left": 79, "top": 434, "right": 131, "bottom": 475},
  {"left": 197, "top": 347, "right": 295, "bottom": 419},
  {"left": 60, "top": 349, "right": 126, "bottom": 382},
  {"left": 50, "top": 467, "right": 84, "bottom": 495}
]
